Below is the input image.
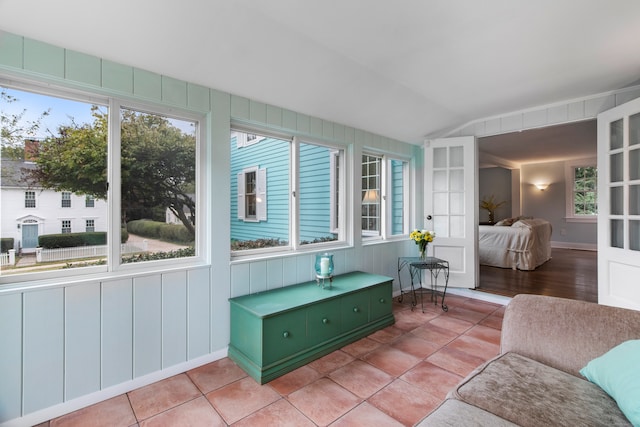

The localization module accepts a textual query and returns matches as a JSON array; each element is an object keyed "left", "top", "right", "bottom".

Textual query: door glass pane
[
  {"left": 630, "top": 220, "right": 640, "bottom": 251},
  {"left": 450, "top": 215, "right": 464, "bottom": 238},
  {"left": 450, "top": 193, "right": 464, "bottom": 215},
  {"left": 433, "top": 170, "right": 447, "bottom": 191},
  {"left": 610, "top": 119, "right": 623, "bottom": 150},
  {"left": 449, "top": 169, "right": 464, "bottom": 191},
  {"left": 630, "top": 112, "right": 640, "bottom": 147},
  {"left": 611, "top": 186, "right": 624, "bottom": 215},
  {"left": 630, "top": 185, "right": 640, "bottom": 216},
  {"left": 449, "top": 146, "right": 464, "bottom": 167},
  {"left": 610, "top": 153, "right": 623, "bottom": 182},
  {"left": 630, "top": 148, "right": 640, "bottom": 181},
  {"left": 433, "top": 215, "right": 448, "bottom": 238},
  {"left": 611, "top": 219, "right": 624, "bottom": 248},
  {"left": 433, "top": 193, "right": 448, "bottom": 215},
  {"left": 433, "top": 147, "right": 446, "bottom": 168}
]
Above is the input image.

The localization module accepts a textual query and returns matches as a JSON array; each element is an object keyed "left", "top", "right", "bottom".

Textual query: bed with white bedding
[{"left": 479, "top": 218, "right": 552, "bottom": 270}]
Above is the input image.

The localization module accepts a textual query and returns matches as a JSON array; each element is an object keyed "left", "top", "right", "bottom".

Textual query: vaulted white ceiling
[{"left": 1, "top": 0, "right": 640, "bottom": 144}]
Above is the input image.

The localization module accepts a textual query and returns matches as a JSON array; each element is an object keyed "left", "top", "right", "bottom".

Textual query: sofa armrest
[{"left": 500, "top": 294, "right": 640, "bottom": 377}]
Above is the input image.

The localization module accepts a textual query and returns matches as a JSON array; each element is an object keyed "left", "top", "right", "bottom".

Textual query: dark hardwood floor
[{"left": 476, "top": 248, "right": 597, "bottom": 303}]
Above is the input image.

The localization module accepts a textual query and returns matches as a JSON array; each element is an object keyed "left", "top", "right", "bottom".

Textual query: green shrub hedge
[
  {"left": 127, "top": 219, "right": 193, "bottom": 244},
  {"left": 1, "top": 238, "right": 14, "bottom": 253},
  {"left": 39, "top": 232, "right": 107, "bottom": 249}
]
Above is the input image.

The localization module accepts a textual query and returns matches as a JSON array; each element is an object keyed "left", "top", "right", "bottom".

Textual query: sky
[
  {"left": 1, "top": 86, "right": 99, "bottom": 141},
  {"left": 1, "top": 86, "right": 195, "bottom": 142}
]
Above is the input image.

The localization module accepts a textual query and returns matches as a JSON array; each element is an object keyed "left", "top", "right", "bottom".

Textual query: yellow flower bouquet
[{"left": 410, "top": 229, "right": 435, "bottom": 259}]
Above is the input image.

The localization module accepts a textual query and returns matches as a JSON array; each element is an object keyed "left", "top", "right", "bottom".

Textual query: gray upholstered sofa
[{"left": 418, "top": 294, "right": 640, "bottom": 426}]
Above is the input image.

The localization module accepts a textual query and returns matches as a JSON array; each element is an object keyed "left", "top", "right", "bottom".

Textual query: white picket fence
[
  {"left": 0, "top": 251, "right": 13, "bottom": 266},
  {"left": 36, "top": 241, "right": 148, "bottom": 263}
]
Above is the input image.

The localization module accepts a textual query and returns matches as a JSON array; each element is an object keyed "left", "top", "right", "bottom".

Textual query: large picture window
[
  {"left": 230, "top": 128, "right": 345, "bottom": 254},
  {"left": 0, "top": 83, "right": 202, "bottom": 282}
]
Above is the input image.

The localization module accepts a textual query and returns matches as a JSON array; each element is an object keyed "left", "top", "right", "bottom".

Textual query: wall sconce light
[{"left": 535, "top": 183, "right": 549, "bottom": 191}]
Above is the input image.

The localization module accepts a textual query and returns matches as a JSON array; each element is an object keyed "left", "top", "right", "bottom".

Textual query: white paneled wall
[
  {"left": 448, "top": 86, "right": 640, "bottom": 138},
  {"left": 0, "top": 268, "right": 212, "bottom": 424}
]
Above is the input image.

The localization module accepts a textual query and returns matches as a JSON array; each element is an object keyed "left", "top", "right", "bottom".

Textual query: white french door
[
  {"left": 597, "top": 97, "right": 640, "bottom": 310},
  {"left": 424, "top": 136, "right": 477, "bottom": 288}
]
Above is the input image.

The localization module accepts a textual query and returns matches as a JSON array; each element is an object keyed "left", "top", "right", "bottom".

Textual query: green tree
[
  {"left": 1, "top": 88, "right": 50, "bottom": 159},
  {"left": 28, "top": 107, "right": 196, "bottom": 237}
]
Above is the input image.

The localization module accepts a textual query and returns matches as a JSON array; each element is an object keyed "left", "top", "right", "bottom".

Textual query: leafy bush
[
  {"left": 39, "top": 232, "right": 107, "bottom": 248},
  {"left": 127, "top": 219, "right": 193, "bottom": 244},
  {"left": 122, "top": 247, "right": 195, "bottom": 263},
  {"left": 230, "top": 238, "right": 288, "bottom": 250},
  {"left": 1, "top": 238, "right": 14, "bottom": 253}
]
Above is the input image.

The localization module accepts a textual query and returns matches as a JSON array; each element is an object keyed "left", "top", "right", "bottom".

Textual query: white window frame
[
  {"left": 25, "top": 190, "right": 36, "bottom": 208},
  {"left": 329, "top": 150, "right": 341, "bottom": 234},
  {"left": 230, "top": 126, "right": 348, "bottom": 257},
  {"left": 237, "top": 166, "right": 267, "bottom": 222},
  {"left": 61, "top": 219, "right": 72, "bottom": 233},
  {"left": 565, "top": 157, "right": 597, "bottom": 223},
  {"left": 85, "top": 196, "right": 95, "bottom": 207},
  {"left": 0, "top": 78, "right": 207, "bottom": 286},
  {"left": 85, "top": 219, "right": 95, "bottom": 232},
  {"left": 361, "top": 153, "right": 383, "bottom": 238},
  {"left": 61, "top": 191, "right": 71, "bottom": 208},
  {"left": 235, "top": 132, "right": 265, "bottom": 148}
]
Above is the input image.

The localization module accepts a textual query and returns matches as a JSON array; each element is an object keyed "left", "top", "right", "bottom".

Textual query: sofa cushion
[
  {"left": 449, "top": 352, "right": 631, "bottom": 427},
  {"left": 416, "top": 399, "right": 518, "bottom": 426},
  {"left": 580, "top": 340, "right": 640, "bottom": 426}
]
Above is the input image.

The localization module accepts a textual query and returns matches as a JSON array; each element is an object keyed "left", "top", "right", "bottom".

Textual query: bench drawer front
[
  {"left": 340, "top": 292, "right": 369, "bottom": 332},
  {"left": 263, "top": 309, "right": 306, "bottom": 365},
  {"left": 307, "top": 299, "right": 341, "bottom": 347},
  {"left": 370, "top": 282, "right": 392, "bottom": 321}
]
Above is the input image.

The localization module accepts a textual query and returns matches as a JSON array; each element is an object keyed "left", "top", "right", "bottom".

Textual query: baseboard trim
[
  {"left": 0, "top": 349, "right": 228, "bottom": 427},
  {"left": 447, "top": 287, "right": 512, "bottom": 306},
  {"left": 551, "top": 241, "right": 597, "bottom": 251}
]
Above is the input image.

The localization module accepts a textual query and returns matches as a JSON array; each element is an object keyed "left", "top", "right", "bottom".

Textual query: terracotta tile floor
[{"left": 42, "top": 294, "right": 506, "bottom": 427}]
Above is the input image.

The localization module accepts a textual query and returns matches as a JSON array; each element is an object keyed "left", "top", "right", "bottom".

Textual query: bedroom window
[{"left": 565, "top": 159, "right": 597, "bottom": 222}]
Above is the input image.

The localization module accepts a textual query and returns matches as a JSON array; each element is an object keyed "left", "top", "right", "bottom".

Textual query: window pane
[
  {"left": 630, "top": 185, "right": 640, "bottom": 216},
  {"left": 630, "top": 220, "right": 640, "bottom": 251},
  {"left": 611, "top": 186, "right": 624, "bottom": 215},
  {"left": 573, "top": 165, "right": 597, "bottom": 216},
  {"left": 1, "top": 87, "right": 108, "bottom": 276},
  {"left": 610, "top": 119, "right": 623, "bottom": 150},
  {"left": 630, "top": 148, "right": 640, "bottom": 181},
  {"left": 630, "top": 113, "right": 640, "bottom": 147},
  {"left": 230, "top": 130, "right": 289, "bottom": 251},
  {"left": 120, "top": 108, "right": 196, "bottom": 263},
  {"left": 299, "top": 142, "right": 342, "bottom": 245},
  {"left": 390, "top": 160, "right": 407, "bottom": 235},
  {"left": 610, "top": 153, "right": 623, "bottom": 183},
  {"left": 611, "top": 219, "right": 624, "bottom": 248},
  {"left": 361, "top": 154, "right": 381, "bottom": 236}
]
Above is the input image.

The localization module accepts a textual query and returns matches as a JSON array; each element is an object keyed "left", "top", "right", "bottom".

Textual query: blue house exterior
[{"left": 230, "top": 133, "right": 337, "bottom": 247}]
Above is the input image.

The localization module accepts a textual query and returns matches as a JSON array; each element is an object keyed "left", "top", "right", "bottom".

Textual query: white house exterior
[{"left": 1, "top": 159, "right": 108, "bottom": 254}]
